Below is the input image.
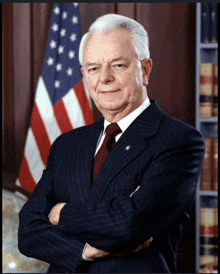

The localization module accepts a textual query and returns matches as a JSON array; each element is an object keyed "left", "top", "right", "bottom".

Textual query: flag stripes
[
  {"left": 31, "top": 103, "right": 51, "bottom": 167},
  {"left": 18, "top": 156, "right": 36, "bottom": 193},
  {"left": 74, "top": 80, "right": 94, "bottom": 125},
  {"left": 54, "top": 99, "right": 74, "bottom": 133},
  {"left": 35, "top": 77, "right": 62, "bottom": 144}
]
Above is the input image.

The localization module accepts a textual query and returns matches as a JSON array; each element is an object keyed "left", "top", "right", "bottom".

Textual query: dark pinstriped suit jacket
[{"left": 18, "top": 101, "right": 205, "bottom": 273}]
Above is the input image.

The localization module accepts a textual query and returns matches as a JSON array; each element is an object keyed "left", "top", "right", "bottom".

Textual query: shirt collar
[{"left": 104, "top": 97, "right": 151, "bottom": 133}]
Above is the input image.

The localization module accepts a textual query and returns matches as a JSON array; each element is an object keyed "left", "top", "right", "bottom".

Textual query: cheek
[
  {"left": 124, "top": 73, "right": 142, "bottom": 92},
  {"left": 85, "top": 76, "right": 96, "bottom": 91},
  {"left": 124, "top": 74, "right": 143, "bottom": 100}
]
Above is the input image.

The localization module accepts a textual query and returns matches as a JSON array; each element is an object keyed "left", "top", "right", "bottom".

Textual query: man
[{"left": 18, "top": 14, "right": 205, "bottom": 273}]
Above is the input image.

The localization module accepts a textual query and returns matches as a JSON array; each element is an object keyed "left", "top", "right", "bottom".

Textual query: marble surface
[{"left": 2, "top": 189, "right": 49, "bottom": 273}]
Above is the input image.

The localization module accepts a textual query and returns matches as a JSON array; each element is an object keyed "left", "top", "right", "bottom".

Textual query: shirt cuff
[{"left": 81, "top": 243, "right": 94, "bottom": 261}]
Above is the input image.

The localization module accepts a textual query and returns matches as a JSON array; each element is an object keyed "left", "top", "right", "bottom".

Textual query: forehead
[{"left": 83, "top": 29, "right": 136, "bottom": 62}]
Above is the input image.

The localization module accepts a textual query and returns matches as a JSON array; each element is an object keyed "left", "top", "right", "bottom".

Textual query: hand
[
  {"left": 48, "top": 202, "right": 66, "bottom": 225},
  {"left": 83, "top": 237, "right": 153, "bottom": 260}
]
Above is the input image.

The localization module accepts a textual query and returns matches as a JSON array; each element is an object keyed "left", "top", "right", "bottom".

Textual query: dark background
[{"left": 2, "top": 3, "right": 197, "bottom": 272}]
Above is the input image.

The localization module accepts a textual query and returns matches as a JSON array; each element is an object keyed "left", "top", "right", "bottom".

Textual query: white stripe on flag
[
  {"left": 82, "top": 77, "right": 93, "bottom": 109},
  {"left": 35, "top": 76, "right": 62, "bottom": 144},
  {"left": 62, "top": 87, "right": 86, "bottom": 129},
  {"left": 24, "top": 128, "right": 45, "bottom": 184}
]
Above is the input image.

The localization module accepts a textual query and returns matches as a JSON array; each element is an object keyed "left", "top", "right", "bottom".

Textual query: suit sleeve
[
  {"left": 57, "top": 126, "right": 205, "bottom": 251},
  {"left": 18, "top": 138, "right": 85, "bottom": 273}
]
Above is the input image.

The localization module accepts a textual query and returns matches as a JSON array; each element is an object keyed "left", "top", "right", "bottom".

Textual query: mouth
[{"left": 99, "top": 89, "right": 120, "bottom": 93}]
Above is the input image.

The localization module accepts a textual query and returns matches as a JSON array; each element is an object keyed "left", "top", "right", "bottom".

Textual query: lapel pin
[{"left": 125, "top": 145, "right": 131, "bottom": 151}]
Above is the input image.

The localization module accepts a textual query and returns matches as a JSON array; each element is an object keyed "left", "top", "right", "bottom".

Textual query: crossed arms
[{"left": 48, "top": 186, "right": 148, "bottom": 260}]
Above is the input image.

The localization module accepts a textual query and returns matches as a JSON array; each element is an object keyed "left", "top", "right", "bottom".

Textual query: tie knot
[{"left": 105, "top": 123, "right": 121, "bottom": 138}]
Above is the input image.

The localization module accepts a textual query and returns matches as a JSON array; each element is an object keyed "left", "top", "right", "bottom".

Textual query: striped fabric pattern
[{"left": 16, "top": 3, "right": 94, "bottom": 193}]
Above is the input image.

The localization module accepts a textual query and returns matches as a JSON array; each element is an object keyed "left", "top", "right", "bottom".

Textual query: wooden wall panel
[
  {"left": 79, "top": 3, "right": 115, "bottom": 35},
  {"left": 117, "top": 3, "right": 135, "bottom": 19},
  {"left": 13, "top": 4, "right": 33, "bottom": 173},
  {"left": 2, "top": 4, "right": 16, "bottom": 172},
  {"left": 32, "top": 3, "right": 53, "bottom": 93},
  {"left": 136, "top": 3, "right": 196, "bottom": 126}
]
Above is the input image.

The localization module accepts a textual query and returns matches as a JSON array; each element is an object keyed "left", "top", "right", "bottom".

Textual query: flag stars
[
  {"left": 50, "top": 40, "right": 57, "bottom": 49},
  {"left": 54, "top": 80, "right": 60, "bottom": 88},
  {"left": 68, "top": 50, "right": 75, "bottom": 59},
  {"left": 67, "top": 67, "right": 73, "bottom": 76},
  {"left": 58, "top": 46, "right": 64, "bottom": 54},
  {"left": 54, "top": 6, "right": 60, "bottom": 15},
  {"left": 62, "top": 11, "right": 68, "bottom": 20},
  {"left": 73, "top": 3, "right": 78, "bottom": 7},
  {"left": 72, "top": 16, "right": 78, "bottom": 24},
  {"left": 47, "top": 57, "right": 54, "bottom": 66},
  {"left": 70, "top": 33, "right": 77, "bottom": 42},
  {"left": 56, "top": 63, "right": 62, "bottom": 71},
  {"left": 60, "top": 28, "right": 66, "bottom": 37},
  {"left": 51, "top": 23, "right": 59, "bottom": 32}
]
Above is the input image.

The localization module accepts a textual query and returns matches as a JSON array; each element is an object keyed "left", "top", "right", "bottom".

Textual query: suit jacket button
[{"left": 125, "top": 145, "right": 131, "bottom": 151}]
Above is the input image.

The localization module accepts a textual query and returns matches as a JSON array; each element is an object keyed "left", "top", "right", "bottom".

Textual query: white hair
[{"left": 78, "top": 13, "right": 150, "bottom": 66}]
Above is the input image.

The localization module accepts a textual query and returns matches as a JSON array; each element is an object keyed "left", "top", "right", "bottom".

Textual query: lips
[{"left": 99, "top": 89, "right": 120, "bottom": 93}]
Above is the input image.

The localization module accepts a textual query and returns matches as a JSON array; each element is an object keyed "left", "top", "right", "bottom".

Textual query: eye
[
  {"left": 114, "top": 64, "right": 126, "bottom": 69},
  {"left": 88, "top": 67, "right": 98, "bottom": 74}
]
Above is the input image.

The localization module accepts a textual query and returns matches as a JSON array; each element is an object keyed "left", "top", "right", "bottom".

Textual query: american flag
[{"left": 16, "top": 3, "right": 94, "bottom": 193}]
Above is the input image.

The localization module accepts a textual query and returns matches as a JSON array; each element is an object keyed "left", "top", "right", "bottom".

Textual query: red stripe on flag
[
  {"left": 18, "top": 156, "right": 37, "bottom": 193},
  {"left": 30, "top": 103, "right": 51, "bottom": 166},
  {"left": 54, "top": 99, "right": 74, "bottom": 133},
  {"left": 74, "top": 80, "right": 94, "bottom": 125}
]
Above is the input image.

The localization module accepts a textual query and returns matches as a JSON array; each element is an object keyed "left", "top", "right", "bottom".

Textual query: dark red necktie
[{"left": 93, "top": 123, "right": 122, "bottom": 182}]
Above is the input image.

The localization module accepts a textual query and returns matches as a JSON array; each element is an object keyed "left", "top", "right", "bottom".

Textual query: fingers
[
  {"left": 48, "top": 203, "right": 66, "bottom": 225},
  {"left": 141, "top": 237, "right": 153, "bottom": 249},
  {"left": 48, "top": 210, "right": 59, "bottom": 225},
  {"left": 130, "top": 186, "right": 140, "bottom": 197},
  {"left": 83, "top": 244, "right": 111, "bottom": 260},
  {"left": 134, "top": 237, "right": 153, "bottom": 253},
  {"left": 111, "top": 237, "right": 153, "bottom": 258}
]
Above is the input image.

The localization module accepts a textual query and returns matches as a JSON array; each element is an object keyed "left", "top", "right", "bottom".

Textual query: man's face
[{"left": 81, "top": 29, "right": 152, "bottom": 121}]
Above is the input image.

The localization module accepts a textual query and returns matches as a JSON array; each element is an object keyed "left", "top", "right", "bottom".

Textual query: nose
[{"left": 99, "top": 67, "right": 114, "bottom": 84}]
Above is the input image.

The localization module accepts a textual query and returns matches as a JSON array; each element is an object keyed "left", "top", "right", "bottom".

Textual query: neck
[{"left": 102, "top": 96, "right": 147, "bottom": 123}]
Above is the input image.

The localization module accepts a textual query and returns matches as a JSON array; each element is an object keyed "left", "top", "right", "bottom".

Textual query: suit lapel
[
  {"left": 69, "top": 121, "right": 103, "bottom": 201},
  {"left": 87, "top": 100, "right": 164, "bottom": 204},
  {"left": 83, "top": 121, "right": 104, "bottom": 188}
]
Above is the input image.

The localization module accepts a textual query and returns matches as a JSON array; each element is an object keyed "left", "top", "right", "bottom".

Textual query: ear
[
  {"left": 81, "top": 67, "right": 84, "bottom": 76},
  {"left": 141, "top": 59, "right": 152, "bottom": 86}
]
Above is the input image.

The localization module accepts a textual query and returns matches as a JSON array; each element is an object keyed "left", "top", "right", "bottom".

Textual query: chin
[
  {"left": 101, "top": 105, "right": 130, "bottom": 116},
  {"left": 103, "top": 101, "right": 124, "bottom": 110}
]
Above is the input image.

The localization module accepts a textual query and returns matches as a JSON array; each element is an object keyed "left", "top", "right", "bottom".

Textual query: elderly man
[{"left": 18, "top": 14, "right": 205, "bottom": 273}]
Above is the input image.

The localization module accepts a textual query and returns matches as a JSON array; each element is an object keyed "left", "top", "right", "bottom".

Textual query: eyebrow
[
  {"left": 85, "top": 62, "right": 97, "bottom": 69},
  {"left": 111, "top": 57, "right": 128, "bottom": 62},
  {"left": 85, "top": 57, "right": 129, "bottom": 68}
]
